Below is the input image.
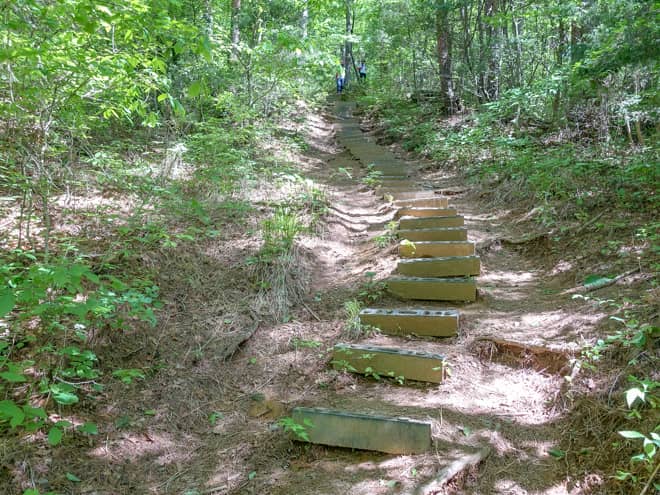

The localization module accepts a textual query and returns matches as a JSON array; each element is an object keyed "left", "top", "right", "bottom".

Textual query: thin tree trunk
[
  {"left": 230, "top": 0, "right": 241, "bottom": 61},
  {"left": 344, "top": 0, "right": 353, "bottom": 87},
  {"left": 485, "top": 0, "right": 500, "bottom": 100},
  {"left": 204, "top": 0, "right": 213, "bottom": 37},
  {"left": 301, "top": 0, "right": 309, "bottom": 39},
  {"left": 436, "top": 2, "right": 454, "bottom": 113}
]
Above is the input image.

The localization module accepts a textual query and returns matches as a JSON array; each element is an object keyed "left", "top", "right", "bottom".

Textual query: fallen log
[
  {"left": 413, "top": 447, "right": 491, "bottom": 495},
  {"left": 562, "top": 267, "right": 641, "bottom": 295}
]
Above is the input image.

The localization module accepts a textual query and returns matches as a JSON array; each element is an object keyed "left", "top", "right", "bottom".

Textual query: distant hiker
[
  {"left": 359, "top": 60, "right": 366, "bottom": 81},
  {"left": 336, "top": 64, "right": 346, "bottom": 93}
]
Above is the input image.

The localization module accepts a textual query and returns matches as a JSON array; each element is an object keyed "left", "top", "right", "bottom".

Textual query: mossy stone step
[
  {"left": 359, "top": 308, "right": 459, "bottom": 337},
  {"left": 399, "top": 215, "right": 464, "bottom": 229},
  {"left": 387, "top": 276, "right": 477, "bottom": 301},
  {"left": 396, "top": 207, "right": 457, "bottom": 218},
  {"left": 291, "top": 407, "right": 431, "bottom": 454},
  {"left": 393, "top": 197, "right": 449, "bottom": 208},
  {"left": 398, "top": 227, "right": 468, "bottom": 242},
  {"left": 397, "top": 256, "right": 480, "bottom": 278},
  {"left": 399, "top": 241, "right": 475, "bottom": 258},
  {"left": 332, "top": 343, "right": 446, "bottom": 383}
]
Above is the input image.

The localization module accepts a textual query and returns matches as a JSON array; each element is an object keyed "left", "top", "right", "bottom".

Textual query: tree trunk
[
  {"left": 230, "top": 0, "right": 241, "bottom": 61},
  {"left": 204, "top": 0, "right": 213, "bottom": 37},
  {"left": 301, "top": 0, "right": 309, "bottom": 39},
  {"left": 344, "top": 0, "right": 354, "bottom": 88},
  {"left": 436, "top": 2, "right": 454, "bottom": 114},
  {"left": 485, "top": 0, "right": 500, "bottom": 100}
]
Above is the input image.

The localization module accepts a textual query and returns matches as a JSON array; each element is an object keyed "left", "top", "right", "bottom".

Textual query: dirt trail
[
  {"left": 36, "top": 99, "right": 610, "bottom": 495},
  {"left": 224, "top": 100, "right": 588, "bottom": 494}
]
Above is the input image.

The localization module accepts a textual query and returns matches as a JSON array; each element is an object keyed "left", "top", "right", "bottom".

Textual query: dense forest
[{"left": 1, "top": 1, "right": 658, "bottom": 494}]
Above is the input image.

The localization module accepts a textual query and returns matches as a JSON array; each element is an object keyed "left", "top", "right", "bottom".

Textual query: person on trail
[
  {"left": 336, "top": 64, "right": 346, "bottom": 93},
  {"left": 359, "top": 60, "right": 366, "bottom": 81}
]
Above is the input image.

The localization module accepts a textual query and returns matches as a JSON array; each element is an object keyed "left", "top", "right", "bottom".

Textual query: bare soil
[{"left": 5, "top": 99, "right": 657, "bottom": 495}]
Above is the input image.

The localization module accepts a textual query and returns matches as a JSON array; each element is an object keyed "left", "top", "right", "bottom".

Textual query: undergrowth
[
  {"left": 0, "top": 97, "right": 320, "bottom": 492},
  {"left": 359, "top": 94, "right": 658, "bottom": 225}
]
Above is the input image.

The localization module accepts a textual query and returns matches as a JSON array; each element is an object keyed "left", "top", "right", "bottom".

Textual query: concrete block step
[
  {"left": 399, "top": 241, "right": 475, "bottom": 258},
  {"left": 379, "top": 175, "right": 409, "bottom": 180},
  {"left": 396, "top": 207, "right": 457, "bottom": 218},
  {"left": 332, "top": 343, "right": 446, "bottom": 383},
  {"left": 399, "top": 227, "right": 468, "bottom": 242},
  {"left": 373, "top": 170, "right": 408, "bottom": 179},
  {"left": 386, "top": 191, "right": 440, "bottom": 201},
  {"left": 378, "top": 180, "right": 417, "bottom": 189},
  {"left": 359, "top": 308, "right": 459, "bottom": 337},
  {"left": 393, "top": 197, "right": 449, "bottom": 208},
  {"left": 387, "top": 276, "right": 476, "bottom": 301},
  {"left": 291, "top": 407, "right": 431, "bottom": 454},
  {"left": 397, "top": 256, "right": 480, "bottom": 278},
  {"left": 399, "top": 215, "right": 464, "bottom": 229}
]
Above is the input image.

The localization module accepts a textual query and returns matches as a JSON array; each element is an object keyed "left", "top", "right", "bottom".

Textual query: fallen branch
[
  {"left": 563, "top": 267, "right": 641, "bottom": 295},
  {"left": 301, "top": 300, "right": 321, "bottom": 321},
  {"left": 573, "top": 211, "right": 605, "bottom": 236},
  {"left": 413, "top": 447, "right": 491, "bottom": 495}
]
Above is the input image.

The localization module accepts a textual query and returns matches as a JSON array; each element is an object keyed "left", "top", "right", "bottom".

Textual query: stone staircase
[{"left": 291, "top": 101, "right": 482, "bottom": 457}]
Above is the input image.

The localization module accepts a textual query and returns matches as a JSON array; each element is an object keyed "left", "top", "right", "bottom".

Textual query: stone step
[
  {"left": 377, "top": 180, "right": 417, "bottom": 189},
  {"left": 396, "top": 207, "right": 457, "bottom": 218},
  {"left": 379, "top": 174, "right": 409, "bottom": 180},
  {"left": 397, "top": 256, "right": 481, "bottom": 278},
  {"left": 291, "top": 407, "right": 431, "bottom": 454},
  {"left": 399, "top": 241, "right": 476, "bottom": 258},
  {"left": 332, "top": 343, "right": 446, "bottom": 383},
  {"left": 386, "top": 191, "right": 440, "bottom": 201},
  {"left": 387, "top": 276, "right": 477, "bottom": 301},
  {"left": 359, "top": 308, "right": 459, "bottom": 337},
  {"left": 398, "top": 227, "right": 468, "bottom": 242},
  {"left": 373, "top": 170, "right": 408, "bottom": 179},
  {"left": 399, "top": 215, "right": 464, "bottom": 229},
  {"left": 393, "top": 197, "right": 449, "bottom": 208}
]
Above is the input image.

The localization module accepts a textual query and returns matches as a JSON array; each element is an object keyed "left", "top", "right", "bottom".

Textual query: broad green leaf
[
  {"left": 77, "top": 422, "right": 98, "bottom": 435},
  {"left": 643, "top": 440, "right": 656, "bottom": 457},
  {"left": 198, "top": 36, "right": 212, "bottom": 62},
  {"left": 0, "top": 371, "right": 27, "bottom": 383},
  {"left": 23, "top": 406, "right": 47, "bottom": 419},
  {"left": 548, "top": 448, "right": 565, "bottom": 459},
  {"left": 50, "top": 385, "right": 79, "bottom": 405},
  {"left": 0, "top": 291, "right": 15, "bottom": 318},
  {"left": 188, "top": 81, "right": 203, "bottom": 98},
  {"left": 48, "top": 427, "right": 63, "bottom": 446},
  {"left": 0, "top": 399, "right": 25, "bottom": 427},
  {"left": 66, "top": 472, "right": 82, "bottom": 482}
]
